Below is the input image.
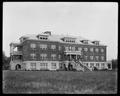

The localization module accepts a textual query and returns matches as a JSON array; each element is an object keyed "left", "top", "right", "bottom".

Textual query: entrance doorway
[
  {"left": 15, "top": 64, "right": 21, "bottom": 70},
  {"left": 108, "top": 63, "right": 111, "bottom": 69}
]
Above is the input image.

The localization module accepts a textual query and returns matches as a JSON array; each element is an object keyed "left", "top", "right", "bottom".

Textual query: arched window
[{"left": 15, "top": 64, "right": 21, "bottom": 70}]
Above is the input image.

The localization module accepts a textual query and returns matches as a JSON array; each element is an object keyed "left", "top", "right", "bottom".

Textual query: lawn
[{"left": 3, "top": 70, "right": 117, "bottom": 94}]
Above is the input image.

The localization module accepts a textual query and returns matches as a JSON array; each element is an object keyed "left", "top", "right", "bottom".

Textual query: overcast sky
[{"left": 3, "top": 2, "right": 118, "bottom": 60}]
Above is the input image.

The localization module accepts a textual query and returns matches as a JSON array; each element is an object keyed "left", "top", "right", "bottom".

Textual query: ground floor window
[
  {"left": 59, "top": 63, "right": 63, "bottom": 69},
  {"left": 84, "top": 63, "right": 88, "bottom": 66},
  {"left": 40, "top": 63, "right": 48, "bottom": 69},
  {"left": 101, "top": 63, "right": 105, "bottom": 68},
  {"left": 90, "top": 63, "right": 94, "bottom": 68},
  {"left": 31, "top": 63, "right": 36, "bottom": 70},
  {"left": 96, "top": 63, "right": 99, "bottom": 67},
  {"left": 51, "top": 63, "right": 57, "bottom": 69}
]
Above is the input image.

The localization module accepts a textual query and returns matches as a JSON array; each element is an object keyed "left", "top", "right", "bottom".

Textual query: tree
[
  {"left": 111, "top": 59, "right": 117, "bottom": 70},
  {"left": 2, "top": 51, "right": 10, "bottom": 70}
]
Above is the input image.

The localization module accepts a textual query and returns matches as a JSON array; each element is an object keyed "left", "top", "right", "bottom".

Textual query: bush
[
  {"left": 2, "top": 51, "right": 10, "bottom": 70},
  {"left": 93, "top": 67, "right": 98, "bottom": 71}
]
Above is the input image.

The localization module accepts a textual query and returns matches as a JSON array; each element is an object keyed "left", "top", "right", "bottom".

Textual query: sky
[{"left": 3, "top": 2, "right": 118, "bottom": 60}]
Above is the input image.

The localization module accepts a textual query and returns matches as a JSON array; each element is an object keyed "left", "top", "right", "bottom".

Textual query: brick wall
[{"left": 22, "top": 40, "right": 106, "bottom": 62}]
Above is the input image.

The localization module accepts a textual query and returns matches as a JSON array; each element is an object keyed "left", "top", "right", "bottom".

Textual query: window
[
  {"left": 30, "top": 53, "right": 36, "bottom": 59},
  {"left": 59, "top": 46, "right": 61, "bottom": 50},
  {"left": 78, "top": 47, "right": 82, "bottom": 51},
  {"left": 85, "top": 63, "right": 88, "bottom": 66},
  {"left": 51, "top": 54, "right": 56, "bottom": 60},
  {"left": 69, "top": 46, "right": 72, "bottom": 51},
  {"left": 40, "top": 63, "right": 48, "bottom": 69},
  {"left": 30, "top": 43, "right": 36, "bottom": 49},
  {"left": 51, "top": 45, "right": 56, "bottom": 50},
  {"left": 84, "top": 41, "right": 88, "bottom": 44},
  {"left": 101, "top": 63, "right": 105, "bottom": 68},
  {"left": 39, "top": 44, "right": 47, "bottom": 50},
  {"left": 90, "top": 56, "right": 94, "bottom": 60},
  {"left": 65, "top": 39, "right": 75, "bottom": 43},
  {"left": 39, "top": 36, "right": 48, "bottom": 40},
  {"left": 58, "top": 55, "right": 61, "bottom": 60},
  {"left": 101, "top": 56, "right": 104, "bottom": 61},
  {"left": 59, "top": 63, "right": 62, "bottom": 68},
  {"left": 95, "top": 48, "right": 99, "bottom": 52},
  {"left": 90, "top": 63, "right": 94, "bottom": 67},
  {"left": 31, "top": 63, "right": 36, "bottom": 70},
  {"left": 84, "top": 56, "right": 88, "bottom": 60},
  {"left": 72, "top": 47, "right": 75, "bottom": 51},
  {"left": 65, "top": 46, "right": 69, "bottom": 51},
  {"left": 51, "top": 63, "right": 57, "bottom": 69},
  {"left": 84, "top": 48, "right": 88, "bottom": 51},
  {"left": 96, "top": 63, "right": 99, "bottom": 67},
  {"left": 40, "top": 54, "right": 47, "bottom": 60},
  {"left": 101, "top": 48, "right": 104, "bottom": 53},
  {"left": 95, "top": 56, "right": 99, "bottom": 61},
  {"left": 90, "top": 48, "right": 94, "bottom": 52},
  {"left": 82, "top": 40, "right": 88, "bottom": 44}
]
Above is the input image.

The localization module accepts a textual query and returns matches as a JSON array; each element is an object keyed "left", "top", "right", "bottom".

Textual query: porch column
[{"left": 76, "top": 55, "right": 77, "bottom": 60}]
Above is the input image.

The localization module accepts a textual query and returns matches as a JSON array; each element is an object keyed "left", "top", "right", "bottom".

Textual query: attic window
[
  {"left": 62, "top": 37, "right": 76, "bottom": 43},
  {"left": 81, "top": 40, "right": 88, "bottom": 44},
  {"left": 37, "top": 34, "right": 48, "bottom": 40},
  {"left": 92, "top": 41, "right": 99, "bottom": 45},
  {"left": 39, "top": 37, "right": 48, "bottom": 40},
  {"left": 20, "top": 37, "right": 28, "bottom": 42},
  {"left": 65, "top": 40, "right": 75, "bottom": 43}
]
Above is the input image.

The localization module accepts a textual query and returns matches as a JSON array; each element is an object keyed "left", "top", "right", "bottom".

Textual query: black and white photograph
[{"left": 3, "top": 2, "right": 118, "bottom": 94}]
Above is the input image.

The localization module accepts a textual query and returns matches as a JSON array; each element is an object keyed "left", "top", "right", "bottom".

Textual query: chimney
[{"left": 44, "top": 31, "right": 51, "bottom": 35}]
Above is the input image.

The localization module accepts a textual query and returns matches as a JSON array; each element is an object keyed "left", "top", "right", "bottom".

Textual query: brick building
[{"left": 10, "top": 31, "right": 112, "bottom": 71}]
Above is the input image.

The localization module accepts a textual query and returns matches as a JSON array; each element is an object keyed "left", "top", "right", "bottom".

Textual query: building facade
[{"left": 10, "top": 31, "right": 112, "bottom": 71}]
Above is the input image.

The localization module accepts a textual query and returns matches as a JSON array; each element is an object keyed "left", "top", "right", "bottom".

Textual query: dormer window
[
  {"left": 37, "top": 34, "right": 48, "bottom": 40},
  {"left": 61, "top": 37, "right": 76, "bottom": 43},
  {"left": 92, "top": 41, "right": 99, "bottom": 45},
  {"left": 19, "top": 37, "right": 28, "bottom": 42},
  {"left": 81, "top": 40, "right": 88, "bottom": 44}
]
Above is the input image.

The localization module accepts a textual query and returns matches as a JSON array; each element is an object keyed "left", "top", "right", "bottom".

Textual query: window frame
[
  {"left": 30, "top": 43, "right": 36, "bottom": 49},
  {"left": 40, "top": 54, "right": 47, "bottom": 60},
  {"left": 78, "top": 47, "right": 82, "bottom": 51},
  {"left": 39, "top": 44, "right": 47, "bottom": 50},
  {"left": 101, "top": 56, "right": 104, "bottom": 61},
  {"left": 101, "top": 48, "right": 104, "bottom": 53},
  {"left": 31, "top": 63, "right": 36, "bottom": 70},
  {"left": 51, "top": 63, "right": 57, "bottom": 69},
  {"left": 30, "top": 53, "right": 36, "bottom": 60},
  {"left": 84, "top": 47, "right": 88, "bottom": 52},
  {"left": 90, "top": 56, "right": 94, "bottom": 60},
  {"left": 51, "top": 45, "right": 56, "bottom": 50},
  {"left": 95, "top": 56, "right": 99, "bottom": 61},
  {"left": 95, "top": 48, "right": 99, "bottom": 52},
  {"left": 51, "top": 54, "right": 56, "bottom": 60},
  {"left": 40, "top": 63, "right": 48, "bottom": 69},
  {"left": 90, "top": 48, "right": 94, "bottom": 52}
]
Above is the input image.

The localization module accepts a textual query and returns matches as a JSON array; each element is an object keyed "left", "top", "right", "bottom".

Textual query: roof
[{"left": 19, "top": 32, "right": 106, "bottom": 46}]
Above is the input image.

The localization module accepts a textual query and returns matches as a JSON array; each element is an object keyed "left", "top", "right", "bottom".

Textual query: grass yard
[{"left": 3, "top": 70, "right": 117, "bottom": 94}]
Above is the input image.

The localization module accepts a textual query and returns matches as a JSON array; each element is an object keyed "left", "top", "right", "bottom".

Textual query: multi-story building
[{"left": 10, "top": 31, "right": 112, "bottom": 71}]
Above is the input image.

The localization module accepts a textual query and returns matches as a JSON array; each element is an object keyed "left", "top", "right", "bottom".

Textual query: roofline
[{"left": 22, "top": 39, "right": 107, "bottom": 46}]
